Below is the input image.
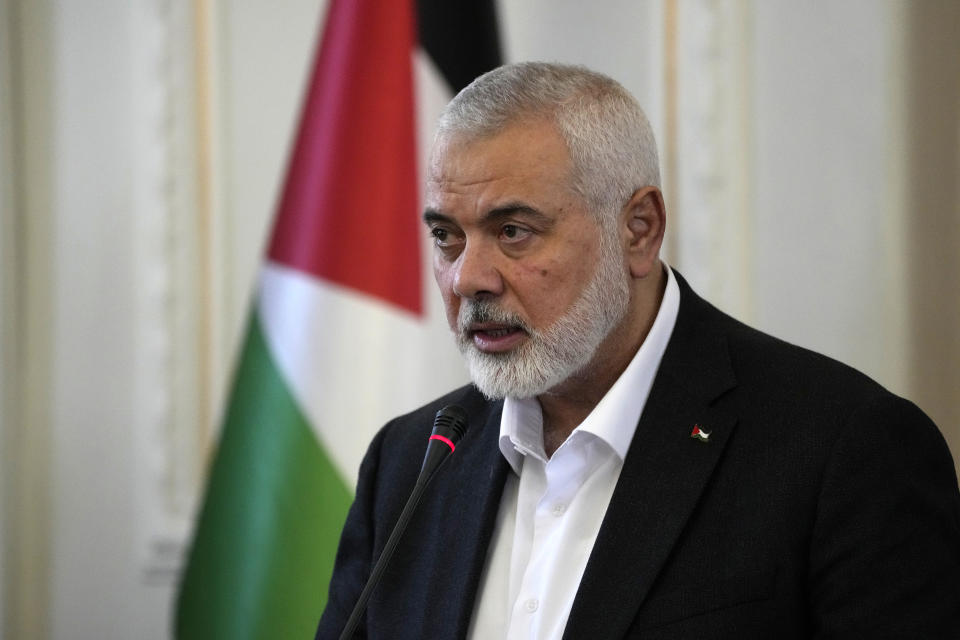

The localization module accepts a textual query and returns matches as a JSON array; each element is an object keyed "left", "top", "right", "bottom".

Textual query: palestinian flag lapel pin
[{"left": 690, "top": 424, "right": 711, "bottom": 442}]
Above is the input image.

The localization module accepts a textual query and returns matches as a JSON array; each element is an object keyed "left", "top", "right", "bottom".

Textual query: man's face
[{"left": 424, "top": 120, "right": 630, "bottom": 399}]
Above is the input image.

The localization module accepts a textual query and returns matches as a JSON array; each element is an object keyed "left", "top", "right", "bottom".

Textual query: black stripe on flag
[{"left": 416, "top": 0, "right": 503, "bottom": 94}]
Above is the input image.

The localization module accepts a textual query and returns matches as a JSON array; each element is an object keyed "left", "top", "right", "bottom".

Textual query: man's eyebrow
[
  {"left": 483, "top": 203, "right": 553, "bottom": 226},
  {"left": 423, "top": 209, "right": 450, "bottom": 225},
  {"left": 423, "top": 203, "right": 554, "bottom": 227}
]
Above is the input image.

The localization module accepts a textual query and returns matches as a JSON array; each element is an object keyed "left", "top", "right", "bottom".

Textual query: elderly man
[{"left": 317, "top": 62, "right": 960, "bottom": 639}]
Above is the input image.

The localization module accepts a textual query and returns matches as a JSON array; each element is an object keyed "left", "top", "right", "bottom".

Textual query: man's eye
[
  {"left": 430, "top": 227, "right": 450, "bottom": 244},
  {"left": 430, "top": 227, "right": 464, "bottom": 252},
  {"left": 500, "top": 224, "right": 531, "bottom": 243}
]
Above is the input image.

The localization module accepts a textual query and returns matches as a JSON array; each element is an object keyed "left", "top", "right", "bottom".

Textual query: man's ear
[{"left": 623, "top": 186, "right": 666, "bottom": 278}]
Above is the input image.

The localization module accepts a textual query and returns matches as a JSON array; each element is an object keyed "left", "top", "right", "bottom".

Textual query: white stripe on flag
[{"left": 258, "top": 261, "right": 467, "bottom": 486}]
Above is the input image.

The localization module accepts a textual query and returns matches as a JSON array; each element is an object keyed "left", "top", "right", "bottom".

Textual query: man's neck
[
  {"left": 536, "top": 264, "right": 667, "bottom": 457},
  {"left": 538, "top": 388, "right": 606, "bottom": 457}
]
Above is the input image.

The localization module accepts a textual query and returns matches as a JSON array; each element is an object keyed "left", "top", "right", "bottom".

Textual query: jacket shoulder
[{"left": 686, "top": 287, "right": 893, "bottom": 415}]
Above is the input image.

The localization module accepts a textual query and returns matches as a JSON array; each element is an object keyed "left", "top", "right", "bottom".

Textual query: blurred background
[{"left": 1, "top": 0, "right": 957, "bottom": 637}]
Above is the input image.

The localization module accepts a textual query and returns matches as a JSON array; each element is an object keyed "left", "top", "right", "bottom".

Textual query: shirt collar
[{"left": 499, "top": 265, "right": 681, "bottom": 474}]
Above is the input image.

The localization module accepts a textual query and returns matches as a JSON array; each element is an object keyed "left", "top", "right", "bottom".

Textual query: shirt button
[
  {"left": 552, "top": 503, "right": 567, "bottom": 516},
  {"left": 525, "top": 598, "right": 539, "bottom": 613}
]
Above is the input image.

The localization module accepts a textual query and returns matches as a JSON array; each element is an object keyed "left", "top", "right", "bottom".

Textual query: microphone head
[
  {"left": 432, "top": 404, "right": 469, "bottom": 444},
  {"left": 419, "top": 405, "right": 470, "bottom": 479}
]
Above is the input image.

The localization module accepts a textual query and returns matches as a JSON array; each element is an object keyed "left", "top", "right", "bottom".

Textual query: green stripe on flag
[{"left": 176, "top": 311, "right": 352, "bottom": 639}]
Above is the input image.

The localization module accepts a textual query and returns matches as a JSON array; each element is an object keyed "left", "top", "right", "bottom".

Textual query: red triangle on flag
[{"left": 267, "top": 0, "right": 422, "bottom": 316}]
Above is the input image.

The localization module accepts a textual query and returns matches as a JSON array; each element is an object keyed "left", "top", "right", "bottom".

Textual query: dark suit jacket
[{"left": 317, "top": 272, "right": 960, "bottom": 639}]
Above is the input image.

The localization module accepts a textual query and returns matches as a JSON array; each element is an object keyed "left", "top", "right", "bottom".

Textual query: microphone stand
[{"left": 338, "top": 405, "right": 468, "bottom": 640}]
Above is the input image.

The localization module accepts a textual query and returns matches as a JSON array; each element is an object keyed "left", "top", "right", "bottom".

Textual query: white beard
[{"left": 456, "top": 231, "right": 630, "bottom": 400}]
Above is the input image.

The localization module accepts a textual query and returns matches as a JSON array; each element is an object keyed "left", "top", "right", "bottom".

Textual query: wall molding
[
  {"left": 667, "top": 0, "right": 755, "bottom": 321},
  {"left": 2, "top": 0, "right": 55, "bottom": 636}
]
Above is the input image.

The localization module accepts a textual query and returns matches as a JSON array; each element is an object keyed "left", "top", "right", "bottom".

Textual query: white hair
[{"left": 436, "top": 61, "right": 661, "bottom": 221}]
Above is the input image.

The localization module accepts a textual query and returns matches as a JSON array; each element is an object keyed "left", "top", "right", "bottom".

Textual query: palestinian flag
[{"left": 175, "top": 1, "right": 500, "bottom": 638}]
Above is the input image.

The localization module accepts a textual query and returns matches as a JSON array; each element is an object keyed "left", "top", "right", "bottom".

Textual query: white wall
[{"left": 751, "top": 0, "right": 908, "bottom": 391}]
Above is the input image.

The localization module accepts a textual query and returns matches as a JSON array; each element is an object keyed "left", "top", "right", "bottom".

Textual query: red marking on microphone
[{"left": 429, "top": 434, "right": 456, "bottom": 452}]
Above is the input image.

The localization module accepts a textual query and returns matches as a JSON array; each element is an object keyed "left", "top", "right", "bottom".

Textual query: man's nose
[{"left": 452, "top": 240, "right": 503, "bottom": 299}]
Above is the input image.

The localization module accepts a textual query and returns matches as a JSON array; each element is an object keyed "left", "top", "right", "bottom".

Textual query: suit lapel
[
  {"left": 563, "top": 275, "right": 738, "bottom": 639},
  {"left": 418, "top": 388, "right": 509, "bottom": 639}
]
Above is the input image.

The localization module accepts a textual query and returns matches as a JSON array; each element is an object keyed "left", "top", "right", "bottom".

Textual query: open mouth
[
  {"left": 478, "top": 327, "right": 515, "bottom": 338},
  {"left": 468, "top": 323, "right": 527, "bottom": 353}
]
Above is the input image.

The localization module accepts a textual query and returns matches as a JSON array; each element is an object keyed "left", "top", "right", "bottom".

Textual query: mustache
[{"left": 457, "top": 300, "right": 533, "bottom": 335}]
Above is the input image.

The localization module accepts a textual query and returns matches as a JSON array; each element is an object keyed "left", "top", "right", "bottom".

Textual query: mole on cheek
[{"left": 541, "top": 269, "right": 548, "bottom": 277}]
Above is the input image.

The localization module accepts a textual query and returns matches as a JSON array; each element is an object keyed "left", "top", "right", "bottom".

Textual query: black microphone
[{"left": 338, "top": 405, "right": 469, "bottom": 640}]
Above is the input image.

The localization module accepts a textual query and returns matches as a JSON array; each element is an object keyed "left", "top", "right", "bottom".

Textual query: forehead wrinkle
[
  {"left": 430, "top": 124, "right": 574, "bottom": 185},
  {"left": 425, "top": 121, "right": 588, "bottom": 223},
  {"left": 434, "top": 174, "right": 508, "bottom": 189}
]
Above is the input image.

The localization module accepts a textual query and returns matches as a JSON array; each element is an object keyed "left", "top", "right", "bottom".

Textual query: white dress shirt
[{"left": 468, "top": 266, "right": 680, "bottom": 640}]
